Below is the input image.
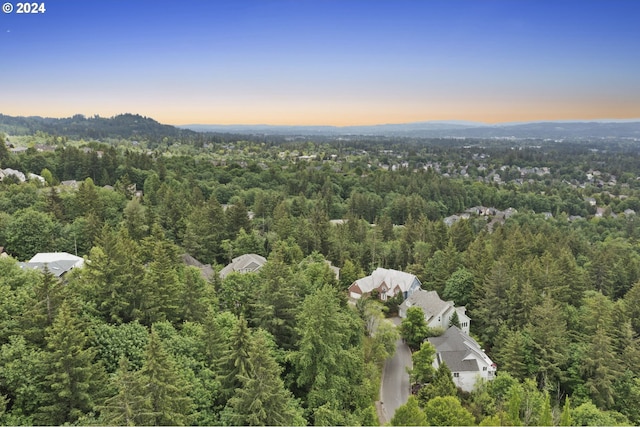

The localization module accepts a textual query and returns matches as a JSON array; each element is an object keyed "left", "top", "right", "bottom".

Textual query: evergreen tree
[
  {"left": 251, "top": 260, "right": 299, "bottom": 350},
  {"left": 122, "top": 197, "right": 148, "bottom": 241},
  {"left": 19, "top": 266, "right": 66, "bottom": 345},
  {"left": 180, "top": 266, "right": 211, "bottom": 323},
  {"left": 525, "top": 295, "right": 569, "bottom": 390},
  {"left": 44, "top": 186, "right": 65, "bottom": 220},
  {"left": 218, "top": 315, "right": 253, "bottom": 399},
  {"left": 226, "top": 200, "right": 251, "bottom": 239},
  {"left": 538, "top": 391, "right": 553, "bottom": 426},
  {"left": 418, "top": 362, "right": 457, "bottom": 405},
  {"left": 559, "top": 397, "right": 573, "bottom": 427},
  {"left": 38, "top": 303, "right": 107, "bottom": 425},
  {"left": 225, "top": 333, "right": 306, "bottom": 426},
  {"left": 0, "top": 335, "right": 46, "bottom": 422},
  {"left": 183, "top": 196, "right": 227, "bottom": 264},
  {"left": 581, "top": 325, "right": 620, "bottom": 409},
  {"left": 76, "top": 177, "right": 103, "bottom": 218},
  {"left": 339, "top": 258, "right": 364, "bottom": 290},
  {"left": 99, "top": 357, "right": 151, "bottom": 426},
  {"left": 140, "top": 229, "right": 183, "bottom": 325},
  {"left": 449, "top": 310, "right": 461, "bottom": 328},
  {"left": 0, "top": 134, "right": 9, "bottom": 165},
  {"left": 293, "top": 286, "right": 366, "bottom": 424},
  {"left": 137, "top": 330, "right": 193, "bottom": 426},
  {"left": 450, "top": 219, "right": 474, "bottom": 252}
]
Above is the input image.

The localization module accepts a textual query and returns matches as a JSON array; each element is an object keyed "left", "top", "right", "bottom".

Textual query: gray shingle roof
[
  {"left": 400, "top": 288, "right": 451, "bottom": 321},
  {"left": 428, "top": 326, "right": 487, "bottom": 372},
  {"left": 19, "top": 260, "right": 78, "bottom": 277},
  {"left": 219, "top": 253, "right": 266, "bottom": 279},
  {"left": 181, "top": 254, "right": 215, "bottom": 281},
  {"left": 353, "top": 268, "right": 417, "bottom": 295}
]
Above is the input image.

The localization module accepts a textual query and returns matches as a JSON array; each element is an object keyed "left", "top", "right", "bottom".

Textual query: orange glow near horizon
[{"left": 3, "top": 98, "right": 640, "bottom": 127}]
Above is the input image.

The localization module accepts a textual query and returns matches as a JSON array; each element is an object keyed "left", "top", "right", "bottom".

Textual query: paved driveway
[{"left": 378, "top": 318, "right": 412, "bottom": 424}]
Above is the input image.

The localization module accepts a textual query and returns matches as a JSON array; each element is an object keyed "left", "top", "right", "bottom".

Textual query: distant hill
[
  {"left": 0, "top": 113, "right": 197, "bottom": 140},
  {"left": 2, "top": 113, "right": 639, "bottom": 140},
  {"left": 182, "top": 120, "right": 640, "bottom": 139}
]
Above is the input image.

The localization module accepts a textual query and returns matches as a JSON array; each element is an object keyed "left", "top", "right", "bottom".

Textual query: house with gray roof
[
  {"left": 349, "top": 267, "right": 421, "bottom": 301},
  {"left": 428, "top": 326, "right": 496, "bottom": 392},
  {"left": 399, "top": 288, "right": 471, "bottom": 334},
  {"left": 219, "top": 253, "right": 266, "bottom": 279},
  {"left": 19, "top": 252, "right": 84, "bottom": 277},
  {"left": 181, "top": 253, "right": 215, "bottom": 281}
]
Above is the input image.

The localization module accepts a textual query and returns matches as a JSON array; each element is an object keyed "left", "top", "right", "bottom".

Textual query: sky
[{"left": 1, "top": 0, "right": 639, "bottom": 126}]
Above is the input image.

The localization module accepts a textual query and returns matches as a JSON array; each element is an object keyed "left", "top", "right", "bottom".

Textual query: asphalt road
[{"left": 379, "top": 323, "right": 412, "bottom": 424}]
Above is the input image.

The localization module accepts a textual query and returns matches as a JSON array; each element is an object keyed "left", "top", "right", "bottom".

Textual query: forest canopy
[{"left": 1, "top": 123, "right": 640, "bottom": 426}]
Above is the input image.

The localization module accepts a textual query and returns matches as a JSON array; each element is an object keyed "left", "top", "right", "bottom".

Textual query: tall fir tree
[
  {"left": 225, "top": 333, "right": 305, "bottom": 426},
  {"left": 217, "top": 315, "right": 253, "bottom": 400},
  {"left": 99, "top": 357, "right": 151, "bottom": 426},
  {"left": 38, "top": 302, "right": 107, "bottom": 425},
  {"left": 137, "top": 330, "right": 193, "bottom": 426}
]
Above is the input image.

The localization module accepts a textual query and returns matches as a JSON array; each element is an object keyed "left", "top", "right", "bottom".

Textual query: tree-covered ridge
[
  {"left": 0, "top": 113, "right": 197, "bottom": 140},
  {"left": 1, "top": 130, "right": 640, "bottom": 425}
]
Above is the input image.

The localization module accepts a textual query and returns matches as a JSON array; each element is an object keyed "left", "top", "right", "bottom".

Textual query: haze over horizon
[{"left": 2, "top": 1, "right": 639, "bottom": 126}]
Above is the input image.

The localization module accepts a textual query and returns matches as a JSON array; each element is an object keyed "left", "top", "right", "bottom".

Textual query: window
[
  {"left": 453, "top": 372, "right": 459, "bottom": 378},
  {"left": 483, "top": 366, "right": 487, "bottom": 371}
]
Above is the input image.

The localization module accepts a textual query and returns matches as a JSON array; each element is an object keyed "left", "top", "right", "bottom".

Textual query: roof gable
[
  {"left": 400, "top": 288, "right": 450, "bottom": 319},
  {"left": 428, "top": 326, "right": 492, "bottom": 373},
  {"left": 219, "top": 253, "right": 267, "bottom": 278},
  {"left": 354, "top": 268, "right": 419, "bottom": 295}
]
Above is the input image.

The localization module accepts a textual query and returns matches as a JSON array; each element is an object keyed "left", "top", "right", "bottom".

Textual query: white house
[
  {"left": 428, "top": 326, "right": 496, "bottom": 392},
  {"left": 219, "top": 253, "right": 267, "bottom": 279},
  {"left": 349, "top": 268, "right": 421, "bottom": 301},
  {"left": 398, "top": 288, "right": 471, "bottom": 334},
  {"left": 19, "top": 252, "right": 84, "bottom": 277}
]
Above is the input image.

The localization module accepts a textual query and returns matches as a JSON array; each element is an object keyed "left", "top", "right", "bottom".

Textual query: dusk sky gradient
[{"left": 1, "top": 0, "right": 639, "bottom": 126}]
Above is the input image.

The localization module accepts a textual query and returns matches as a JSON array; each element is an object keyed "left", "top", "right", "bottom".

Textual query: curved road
[{"left": 379, "top": 319, "right": 412, "bottom": 424}]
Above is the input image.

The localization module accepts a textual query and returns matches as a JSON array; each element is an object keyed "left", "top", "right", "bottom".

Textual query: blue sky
[{"left": 1, "top": 0, "right": 639, "bottom": 125}]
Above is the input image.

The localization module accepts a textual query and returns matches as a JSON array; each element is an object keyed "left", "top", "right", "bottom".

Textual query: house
[
  {"left": 19, "top": 252, "right": 84, "bottom": 277},
  {"left": 181, "top": 253, "right": 215, "bottom": 281},
  {"left": 349, "top": 268, "right": 421, "bottom": 301},
  {"left": 1, "top": 168, "right": 26, "bottom": 182},
  {"left": 219, "top": 253, "right": 267, "bottom": 279},
  {"left": 428, "top": 326, "right": 496, "bottom": 392},
  {"left": 60, "top": 180, "right": 78, "bottom": 189},
  {"left": 399, "top": 288, "right": 471, "bottom": 334},
  {"left": 28, "top": 173, "right": 46, "bottom": 184}
]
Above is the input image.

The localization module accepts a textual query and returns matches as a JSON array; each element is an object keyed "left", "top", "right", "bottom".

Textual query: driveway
[{"left": 378, "top": 318, "right": 412, "bottom": 424}]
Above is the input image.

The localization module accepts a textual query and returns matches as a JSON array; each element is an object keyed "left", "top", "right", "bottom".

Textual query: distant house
[
  {"left": 60, "top": 180, "right": 78, "bottom": 189},
  {"left": 219, "top": 253, "right": 267, "bottom": 279},
  {"left": 28, "top": 173, "right": 46, "bottom": 184},
  {"left": 428, "top": 326, "right": 496, "bottom": 392},
  {"left": 399, "top": 288, "right": 471, "bottom": 334},
  {"left": 0, "top": 168, "right": 26, "bottom": 182},
  {"left": 349, "top": 268, "right": 421, "bottom": 301},
  {"left": 19, "top": 252, "right": 84, "bottom": 277},
  {"left": 181, "top": 253, "right": 215, "bottom": 281}
]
